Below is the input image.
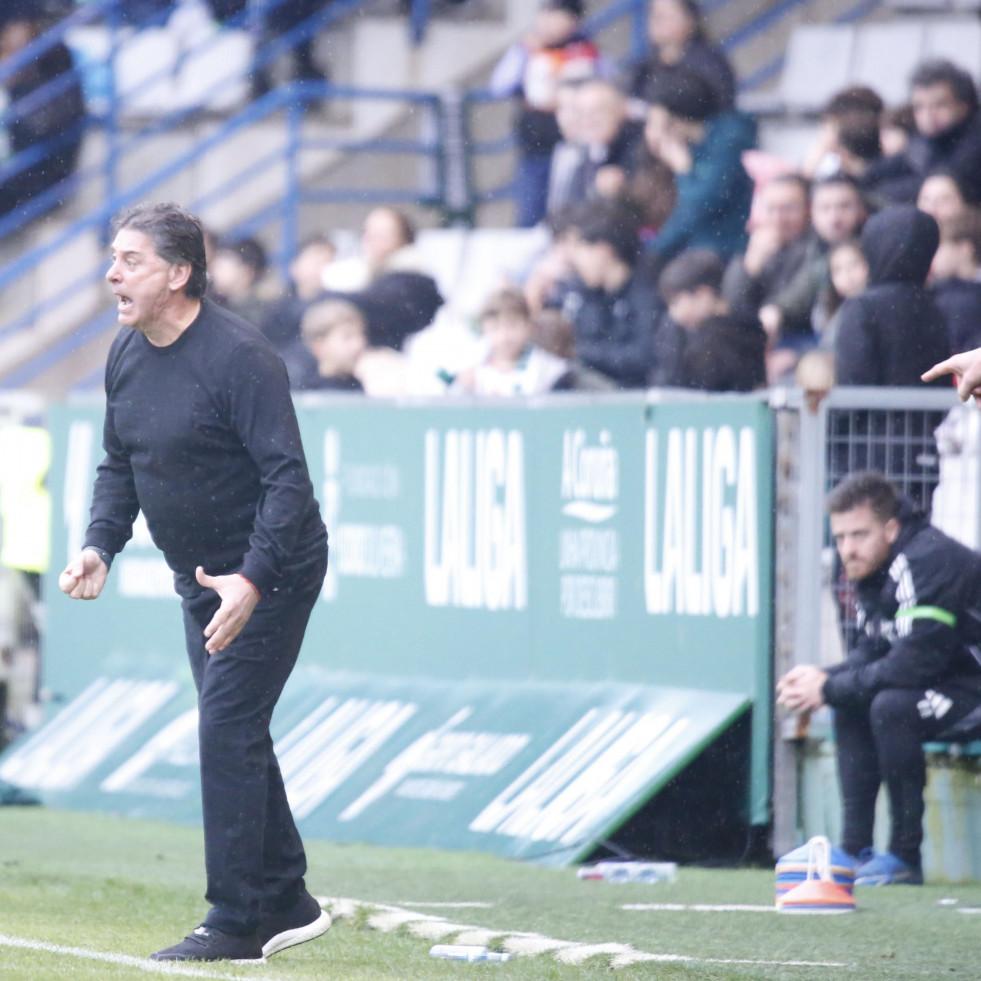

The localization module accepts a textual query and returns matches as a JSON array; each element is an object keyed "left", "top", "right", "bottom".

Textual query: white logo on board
[
  {"left": 559, "top": 429, "right": 619, "bottom": 620},
  {"left": 424, "top": 429, "right": 528, "bottom": 611},
  {"left": 643, "top": 426, "right": 759, "bottom": 618}
]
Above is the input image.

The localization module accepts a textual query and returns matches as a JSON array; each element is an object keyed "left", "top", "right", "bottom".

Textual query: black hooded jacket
[
  {"left": 931, "top": 276, "right": 981, "bottom": 355},
  {"left": 823, "top": 497, "right": 981, "bottom": 710},
  {"left": 835, "top": 206, "right": 950, "bottom": 386}
]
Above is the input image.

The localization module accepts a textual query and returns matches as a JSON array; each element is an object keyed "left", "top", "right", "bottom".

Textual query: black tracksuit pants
[
  {"left": 178, "top": 551, "right": 327, "bottom": 936},
  {"left": 834, "top": 683, "right": 981, "bottom": 868}
]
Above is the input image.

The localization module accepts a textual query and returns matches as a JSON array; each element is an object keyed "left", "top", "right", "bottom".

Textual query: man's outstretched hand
[
  {"left": 59, "top": 549, "right": 108, "bottom": 600},
  {"left": 196, "top": 566, "right": 260, "bottom": 655},
  {"left": 922, "top": 348, "right": 981, "bottom": 404}
]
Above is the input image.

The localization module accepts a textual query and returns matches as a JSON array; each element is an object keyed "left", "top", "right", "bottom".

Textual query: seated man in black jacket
[
  {"left": 549, "top": 199, "right": 664, "bottom": 388},
  {"left": 655, "top": 248, "right": 765, "bottom": 391},
  {"left": 778, "top": 471, "right": 981, "bottom": 886}
]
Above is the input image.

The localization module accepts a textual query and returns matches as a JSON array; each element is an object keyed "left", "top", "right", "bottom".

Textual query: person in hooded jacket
[
  {"left": 835, "top": 205, "right": 950, "bottom": 386},
  {"left": 778, "top": 471, "right": 981, "bottom": 886},
  {"left": 832, "top": 206, "right": 951, "bottom": 499}
]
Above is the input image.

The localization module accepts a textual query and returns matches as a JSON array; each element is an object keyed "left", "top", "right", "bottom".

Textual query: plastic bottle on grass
[
  {"left": 577, "top": 861, "right": 678, "bottom": 884},
  {"left": 430, "top": 944, "right": 511, "bottom": 962}
]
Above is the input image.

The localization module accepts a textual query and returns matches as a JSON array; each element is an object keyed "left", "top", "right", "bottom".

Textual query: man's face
[
  {"left": 106, "top": 228, "right": 184, "bottom": 332},
  {"left": 571, "top": 238, "right": 613, "bottom": 288},
  {"left": 361, "top": 209, "right": 407, "bottom": 270},
  {"left": 760, "top": 182, "right": 809, "bottom": 245},
  {"left": 912, "top": 82, "right": 971, "bottom": 138},
  {"left": 811, "top": 185, "right": 865, "bottom": 246},
  {"left": 830, "top": 503, "right": 899, "bottom": 582},
  {"left": 290, "top": 243, "right": 335, "bottom": 301},
  {"left": 577, "top": 84, "right": 624, "bottom": 146},
  {"left": 916, "top": 174, "right": 965, "bottom": 225}
]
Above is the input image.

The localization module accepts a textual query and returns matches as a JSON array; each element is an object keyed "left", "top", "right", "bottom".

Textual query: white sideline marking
[
  {"left": 395, "top": 901, "right": 493, "bottom": 908},
  {"left": 622, "top": 903, "right": 776, "bottom": 913},
  {"left": 0, "top": 934, "right": 275, "bottom": 980},
  {"left": 320, "top": 897, "right": 849, "bottom": 970}
]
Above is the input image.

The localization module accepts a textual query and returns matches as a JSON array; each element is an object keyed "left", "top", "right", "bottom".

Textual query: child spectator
[
  {"left": 550, "top": 199, "right": 664, "bottom": 388},
  {"left": 835, "top": 205, "right": 949, "bottom": 386},
  {"left": 489, "top": 0, "right": 603, "bottom": 227},
  {"left": 813, "top": 239, "right": 869, "bottom": 351},
  {"left": 453, "top": 287, "right": 569, "bottom": 395},
  {"left": 916, "top": 172, "right": 972, "bottom": 227},
  {"left": 656, "top": 248, "right": 766, "bottom": 392},
  {"left": 930, "top": 210, "right": 981, "bottom": 354},
  {"left": 209, "top": 235, "right": 269, "bottom": 328},
  {"left": 298, "top": 298, "right": 368, "bottom": 392},
  {"left": 643, "top": 68, "right": 756, "bottom": 265},
  {"left": 625, "top": 0, "right": 735, "bottom": 115}
]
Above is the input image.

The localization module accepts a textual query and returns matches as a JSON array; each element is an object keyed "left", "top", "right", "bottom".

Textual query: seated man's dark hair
[
  {"left": 826, "top": 470, "right": 900, "bottom": 522},
  {"left": 823, "top": 85, "right": 884, "bottom": 119},
  {"left": 644, "top": 68, "right": 719, "bottom": 122},
  {"left": 835, "top": 111, "right": 882, "bottom": 163},
  {"left": 658, "top": 248, "right": 724, "bottom": 303},
  {"left": 910, "top": 59, "right": 979, "bottom": 114},
  {"left": 577, "top": 200, "right": 642, "bottom": 267}
]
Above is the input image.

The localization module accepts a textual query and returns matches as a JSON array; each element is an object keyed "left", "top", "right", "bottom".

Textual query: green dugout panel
[{"left": 2, "top": 395, "right": 773, "bottom": 864}]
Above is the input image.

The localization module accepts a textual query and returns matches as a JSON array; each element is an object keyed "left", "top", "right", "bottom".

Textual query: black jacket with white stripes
[{"left": 823, "top": 497, "right": 981, "bottom": 708}]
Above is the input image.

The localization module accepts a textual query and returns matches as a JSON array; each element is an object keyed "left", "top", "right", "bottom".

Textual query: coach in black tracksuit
[
  {"left": 59, "top": 204, "right": 331, "bottom": 962},
  {"left": 778, "top": 471, "right": 981, "bottom": 884}
]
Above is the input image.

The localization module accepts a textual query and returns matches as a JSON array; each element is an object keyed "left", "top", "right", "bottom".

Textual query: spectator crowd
[{"left": 5, "top": 0, "right": 981, "bottom": 402}]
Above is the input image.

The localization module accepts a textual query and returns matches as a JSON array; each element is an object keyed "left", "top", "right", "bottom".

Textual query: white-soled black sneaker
[
  {"left": 148, "top": 924, "right": 265, "bottom": 962},
  {"left": 258, "top": 891, "right": 331, "bottom": 958}
]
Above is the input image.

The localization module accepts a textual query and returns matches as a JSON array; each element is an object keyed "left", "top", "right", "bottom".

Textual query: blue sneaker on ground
[{"left": 854, "top": 851, "right": 923, "bottom": 886}]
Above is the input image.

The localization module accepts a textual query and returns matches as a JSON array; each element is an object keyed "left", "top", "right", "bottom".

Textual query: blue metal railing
[
  {"left": 0, "top": 80, "right": 445, "bottom": 389},
  {"left": 0, "top": 0, "right": 440, "bottom": 241}
]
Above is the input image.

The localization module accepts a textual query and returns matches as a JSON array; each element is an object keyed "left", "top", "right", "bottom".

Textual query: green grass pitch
[{"left": 1, "top": 807, "right": 978, "bottom": 980}]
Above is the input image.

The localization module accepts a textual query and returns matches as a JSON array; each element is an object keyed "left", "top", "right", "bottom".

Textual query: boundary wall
[{"left": 1, "top": 392, "right": 773, "bottom": 865}]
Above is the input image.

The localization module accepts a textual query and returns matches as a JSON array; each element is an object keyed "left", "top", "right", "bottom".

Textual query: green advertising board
[{"left": 3, "top": 394, "right": 773, "bottom": 864}]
